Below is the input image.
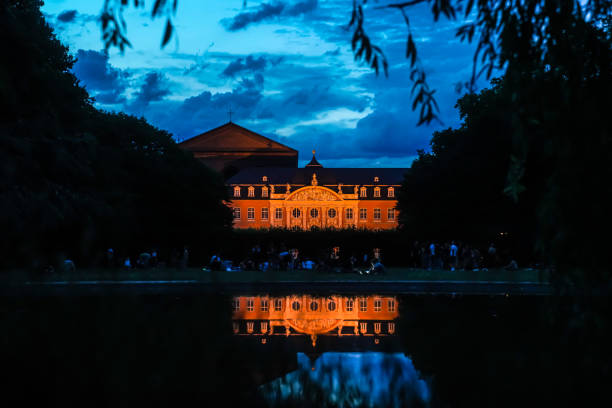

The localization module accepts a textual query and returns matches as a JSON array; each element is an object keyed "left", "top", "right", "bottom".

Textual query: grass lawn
[{"left": 1, "top": 267, "right": 549, "bottom": 284}]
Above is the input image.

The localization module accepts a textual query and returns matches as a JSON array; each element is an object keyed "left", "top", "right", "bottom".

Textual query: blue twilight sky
[{"left": 42, "top": 0, "right": 488, "bottom": 167}]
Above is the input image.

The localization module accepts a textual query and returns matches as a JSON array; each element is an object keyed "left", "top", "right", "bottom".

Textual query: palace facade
[{"left": 180, "top": 122, "right": 407, "bottom": 230}]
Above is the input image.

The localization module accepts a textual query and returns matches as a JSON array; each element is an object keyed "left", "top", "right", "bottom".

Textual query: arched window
[
  {"left": 327, "top": 300, "right": 336, "bottom": 311},
  {"left": 310, "top": 208, "right": 319, "bottom": 218},
  {"left": 328, "top": 208, "right": 337, "bottom": 218},
  {"left": 248, "top": 186, "right": 255, "bottom": 197},
  {"left": 360, "top": 187, "right": 367, "bottom": 197},
  {"left": 388, "top": 187, "right": 395, "bottom": 198},
  {"left": 292, "top": 208, "right": 301, "bottom": 218},
  {"left": 262, "top": 186, "right": 268, "bottom": 197},
  {"left": 374, "top": 187, "right": 381, "bottom": 197},
  {"left": 374, "top": 176, "right": 380, "bottom": 182},
  {"left": 346, "top": 299, "right": 354, "bottom": 311},
  {"left": 310, "top": 301, "right": 318, "bottom": 311},
  {"left": 292, "top": 300, "right": 301, "bottom": 311},
  {"left": 233, "top": 186, "right": 241, "bottom": 197},
  {"left": 388, "top": 322, "right": 395, "bottom": 334}
]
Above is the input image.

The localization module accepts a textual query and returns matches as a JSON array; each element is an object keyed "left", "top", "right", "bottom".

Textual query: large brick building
[{"left": 180, "top": 122, "right": 407, "bottom": 230}]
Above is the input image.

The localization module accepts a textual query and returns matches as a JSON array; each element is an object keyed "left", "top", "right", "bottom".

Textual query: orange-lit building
[
  {"left": 180, "top": 122, "right": 407, "bottom": 230},
  {"left": 232, "top": 295, "right": 399, "bottom": 347}
]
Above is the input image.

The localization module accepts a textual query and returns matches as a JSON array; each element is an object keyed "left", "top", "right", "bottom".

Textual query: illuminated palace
[
  {"left": 179, "top": 122, "right": 407, "bottom": 230},
  {"left": 232, "top": 295, "right": 399, "bottom": 347}
]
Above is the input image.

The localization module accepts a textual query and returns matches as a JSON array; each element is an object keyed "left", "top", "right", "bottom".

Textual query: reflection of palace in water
[{"left": 232, "top": 295, "right": 399, "bottom": 347}]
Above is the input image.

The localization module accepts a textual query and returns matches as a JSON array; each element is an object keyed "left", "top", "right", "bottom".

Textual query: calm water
[{"left": 1, "top": 291, "right": 610, "bottom": 406}]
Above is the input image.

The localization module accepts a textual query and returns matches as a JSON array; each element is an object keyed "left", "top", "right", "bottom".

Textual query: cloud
[
  {"left": 72, "top": 49, "right": 129, "bottom": 104},
  {"left": 222, "top": 0, "right": 318, "bottom": 31},
  {"left": 129, "top": 72, "right": 171, "bottom": 112},
  {"left": 57, "top": 10, "right": 77, "bottom": 23},
  {"left": 221, "top": 55, "right": 268, "bottom": 77}
]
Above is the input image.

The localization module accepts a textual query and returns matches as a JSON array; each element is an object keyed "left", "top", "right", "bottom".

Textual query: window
[
  {"left": 233, "top": 186, "right": 241, "bottom": 197},
  {"left": 359, "top": 298, "right": 367, "bottom": 312},
  {"left": 247, "top": 207, "right": 255, "bottom": 220},
  {"left": 233, "top": 208, "right": 241, "bottom": 220},
  {"left": 360, "top": 187, "right": 367, "bottom": 197},
  {"left": 261, "top": 208, "right": 269, "bottom": 220},
  {"left": 359, "top": 208, "right": 367, "bottom": 220},
  {"left": 374, "top": 322, "right": 381, "bottom": 334},
  {"left": 374, "top": 299, "right": 382, "bottom": 312},
  {"left": 292, "top": 300, "right": 301, "bottom": 311},
  {"left": 346, "top": 299, "right": 354, "bottom": 311},
  {"left": 374, "top": 208, "right": 381, "bottom": 221},
  {"left": 274, "top": 299, "right": 282, "bottom": 311},
  {"left": 310, "top": 208, "right": 319, "bottom": 218},
  {"left": 248, "top": 186, "right": 255, "bottom": 197},
  {"left": 233, "top": 322, "right": 239, "bottom": 333},
  {"left": 374, "top": 187, "right": 381, "bottom": 197},
  {"left": 261, "top": 299, "right": 269, "bottom": 312},
  {"left": 292, "top": 208, "right": 301, "bottom": 218},
  {"left": 247, "top": 298, "right": 254, "bottom": 312},
  {"left": 232, "top": 299, "right": 240, "bottom": 312},
  {"left": 388, "top": 322, "right": 395, "bottom": 334},
  {"left": 388, "top": 187, "right": 394, "bottom": 198},
  {"left": 346, "top": 208, "right": 353, "bottom": 220},
  {"left": 360, "top": 322, "right": 367, "bottom": 333},
  {"left": 310, "top": 301, "right": 318, "bottom": 311},
  {"left": 262, "top": 176, "right": 268, "bottom": 182},
  {"left": 261, "top": 321, "right": 268, "bottom": 333},
  {"left": 328, "top": 208, "right": 336, "bottom": 218},
  {"left": 262, "top": 187, "right": 268, "bottom": 198},
  {"left": 275, "top": 208, "right": 283, "bottom": 219},
  {"left": 327, "top": 300, "right": 336, "bottom": 311},
  {"left": 387, "top": 208, "right": 395, "bottom": 221},
  {"left": 247, "top": 321, "right": 254, "bottom": 333},
  {"left": 374, "top": 176, "right": 379, "bottom": 182},
  {"left": 388, "top": 299, "right": 396, "bottom": 312}
]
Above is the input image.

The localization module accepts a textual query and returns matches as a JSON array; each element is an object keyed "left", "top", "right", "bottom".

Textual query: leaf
[{"left": 161, "top": 19, "right": 173, "bottom": 48}]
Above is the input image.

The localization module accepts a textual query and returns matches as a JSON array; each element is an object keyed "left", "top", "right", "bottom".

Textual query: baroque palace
[{"left": 179, "top": 122, "right": 407, "bottom": 230}]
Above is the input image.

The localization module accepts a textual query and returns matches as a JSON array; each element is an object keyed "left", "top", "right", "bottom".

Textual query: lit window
[
  {"left": 374, "top": 208, "right": 381, "bottom": 221},
  {"left": 247, "top": 207, "right": 255, "bottom": 220},
  {"left": 374, "top": 187, "right": 381, "bottom": 197},
  {"left": 292, "top": 301, "right": 301, "bottom": 311},
  {"left": 374, "top": 299, "right": 382, "bottom": 312},
  {"left": 359, "top": 298, "right": 367, "bottom": 312},
  {"left": 247, "top": 321, "right": 254, "bottom": 333},
  {"left": 247, "top": 298, "right": 254, "bottom": 312},
  {"left": 275, "top": 208, "right": 283, "bottom": 219},
  {"left": 232, "top": 299, "right": 240, "bottom": 312},
  {"left": 262, "top": 176, "right": 268, "bottom": 182},
  {"left": 261, "top": 208, "right": 269, "bottom": 220},
  {"left": 261, "top": 299, "right": 269, "bottom": 311},
  {"left": 310, "top": 301, "right": 318, "bottom": 311},
  {"left": 387, "top": 208, "right": 395, "bottom": 221},
  {"left": 360, "top": 322, "right": 367, "bottom": 333},
  {"left": 261, "top": 321, "right": 268, "bottom": 333},
  {"left": 233, "top": 322, "right": 239, "bottom": 333},
  {"left": 346, "top": 299, "right": 354, "bottom": 311},
  {"left": 360, "top": 187, "right": 367, "bottom": 197},
  {"left": 310, "top": 208, "right": 319, "bottom": 218},
  {"left": 346, "top": 208, "right": 353, "bottom": 220},
  {"left": 274, "top": 299, "right": 282, "bottom": 311},
  {"left": 233, "top": 208, "right": 241, "bottom": 220},
  {"left": 248, "top": 186, "right": 255, "bottom": 197},
  {"left": 388, "top": 299, "right": 396, "bottom": 312},
  {"left": 328, "top": 208, "right": 336, "bottom": 218},
  {"left": 374, "top": 322, "right": 381, "bottom": 334},
  {"left": 388, "top": 322, "right": 395, "bottom": 334},
  {"left": 359, "top": 208, "right": 367, "bottom": 220},
  {"left": 262, "top": 187, "right": 268, "bottom": 198},
  {"left": 374, "top": 176, "right": 379, "bottom": 182},
  {"left": 328, "top": 301, "right": 336, "bottom": 311},
  {"left": 234, "top": 186, "right": 241, "bottom": 197},
  {"left": 388, "top": 187, "right": 394, "bottom": 198},
  {"left": 292, "top": 208, "right": 301, "bottom": 218}
]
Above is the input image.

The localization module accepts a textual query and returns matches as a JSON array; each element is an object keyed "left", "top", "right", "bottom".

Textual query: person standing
[{"left": 449, "top": 241, "right": 458, "bottom": 271}]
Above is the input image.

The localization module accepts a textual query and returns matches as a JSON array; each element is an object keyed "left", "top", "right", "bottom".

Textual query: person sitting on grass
[{"left": 504, "top": 259, "right": 519, "bottom": 271}]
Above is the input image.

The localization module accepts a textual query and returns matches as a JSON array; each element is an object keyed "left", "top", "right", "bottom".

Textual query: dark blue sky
[{"left": 44, "top": 0, "right": 488, "bottom": 167}]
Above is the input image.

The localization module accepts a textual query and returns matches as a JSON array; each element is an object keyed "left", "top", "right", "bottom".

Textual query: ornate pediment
[{"left": 286, "top": 187, "right": 341, "bottom": 201}]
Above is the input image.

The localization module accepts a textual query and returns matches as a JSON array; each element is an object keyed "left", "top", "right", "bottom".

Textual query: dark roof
[
  {"left": 227, "top": 167, "right": 408, "bottom": 185},
  {"left": 305, "top": 151, "right": 323, "bottom": 168}
]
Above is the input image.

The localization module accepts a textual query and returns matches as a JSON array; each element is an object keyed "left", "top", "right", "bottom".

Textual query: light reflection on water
[{"left": 261, "top": 352, "right": 430, "bottom": 407}]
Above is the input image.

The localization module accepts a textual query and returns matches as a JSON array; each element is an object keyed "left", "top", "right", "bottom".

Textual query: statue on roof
[{"left": 311, "top": 173, "right": 318, "bottom": 186}]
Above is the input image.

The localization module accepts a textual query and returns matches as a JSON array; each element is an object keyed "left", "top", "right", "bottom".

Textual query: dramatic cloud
[
  {"left": 222, "top": 0, "right": 318, "bottom": 31},
  {"left": 129, "top": 72, "right": 171, "bottom": 112},
  {"left": 57, "top": 10, "right": 77, "bottom": 23},
  {"left": 72, "top": 49, "right": 129, "bottom": 104},
  {"left": 222, "top": 55, "right": 268, "bottom": 77}
]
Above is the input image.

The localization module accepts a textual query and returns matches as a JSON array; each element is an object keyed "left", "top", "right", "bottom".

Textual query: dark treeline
[{"left": 0, "top": 0, "right": 232, "bottom": 270}]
